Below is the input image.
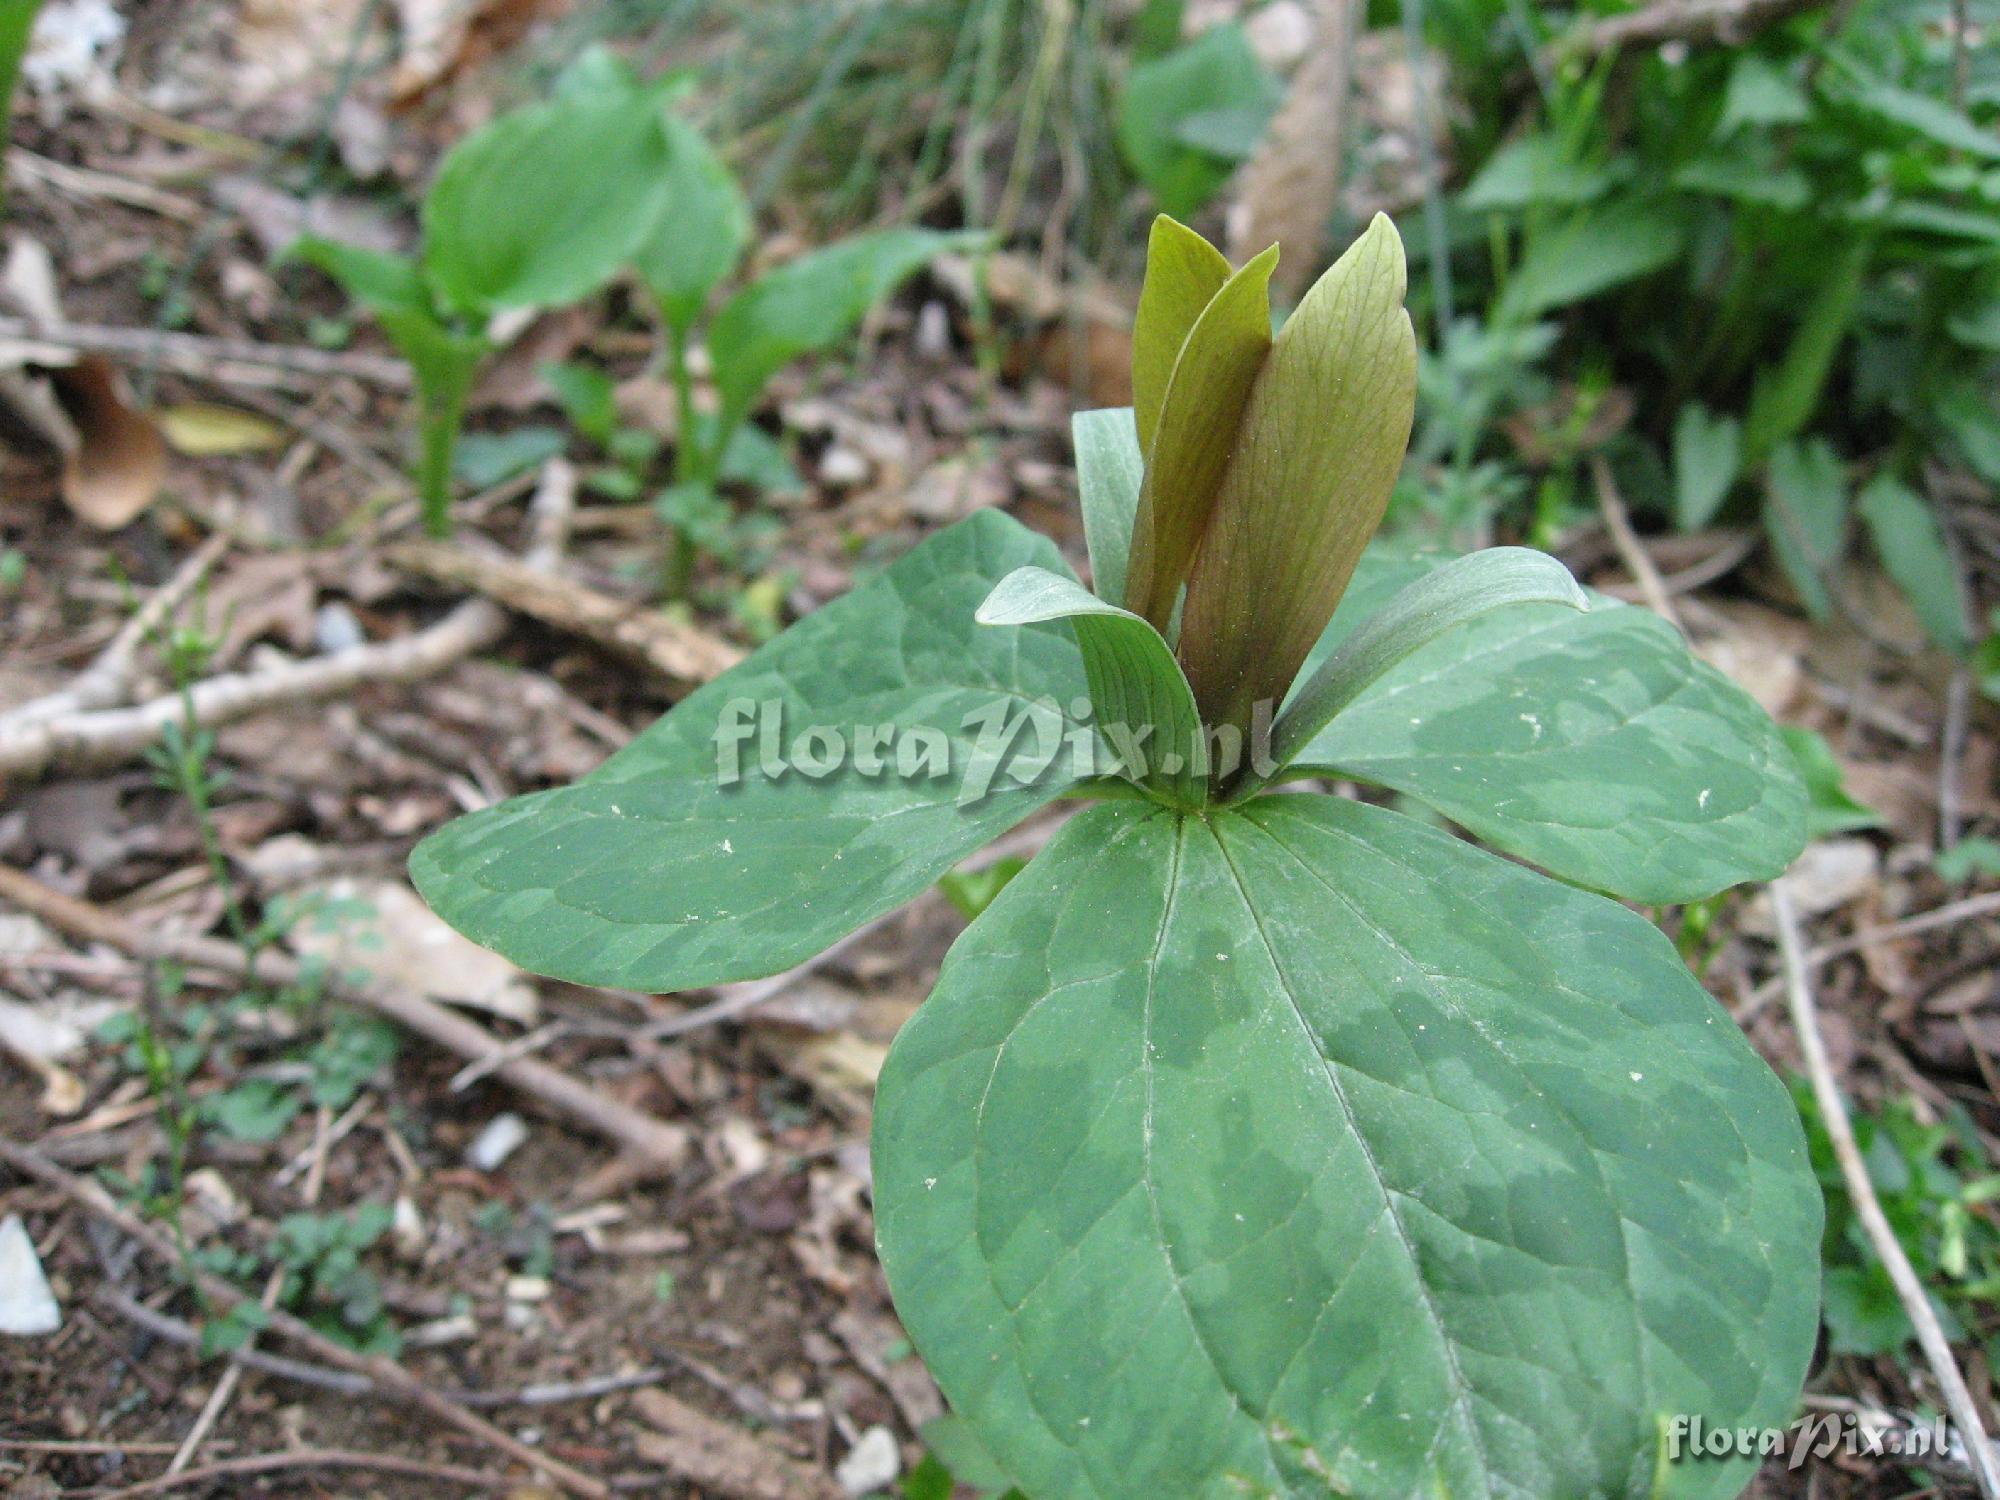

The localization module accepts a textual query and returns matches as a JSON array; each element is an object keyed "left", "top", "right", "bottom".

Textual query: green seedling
[
  {"left": 410, "top": 216, "right": 1820, "bottom": 1498},
  {"left": 288, "top": 54, "right": 682, "bottom": 535},
  {"left": 612, "top": 52, "right": 972, "bottom": 594}
]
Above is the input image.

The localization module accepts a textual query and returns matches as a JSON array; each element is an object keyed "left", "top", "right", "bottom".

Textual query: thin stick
[
  {"left": 0, "top": 865, "right": 688, "bottom": 1171},
  {"left": 0, "top": 1135, "right": 610, "bottom": 1499},
  {"left": 1735, "top": 890, "right": 2000, "bottom": 1021},
  {"left": 90, "top": 1447, "right": 519, "bottom": 1498},
  {"left": 0, "top": 533, "right": 231, "bottom": 734},
  {"left": 95, "top": 1285, "right": 666, "bottom": 1407},
  {"left": 1591, "top": 455, "right": 1683, "bottom": 632},
  {"left": 0, "top": 315, "right": 412, "bottom": 388},
  {"left": 0, "top": 597, "right": 504, "bottom": 780},
  {"left": 1772, "top": 878, "right": 2000, "bottom": 1499}
]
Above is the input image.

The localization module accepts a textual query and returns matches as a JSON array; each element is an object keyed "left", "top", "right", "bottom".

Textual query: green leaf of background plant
[
  {"left": 422, "top": 90, "right": 675, "bottom": 315},
  {"left": 1177, "top": 215, "right": 1416, "bottom": 736},
  {"left": 874, "top": 795, "right": 1820, "bottom": 1500},
  {"left": 1741, "top": 240, "right": 1867, "bottom": 469},
  {"left": 1780, "top": 725, "right": 1884, "bottom": 840},
  {"left": 1842, "top": 75, "right": 2000, "bottom": 160},
  {"left": 1460, "top": 133, "right": 1614, "bottom": 211},
  {"left": 1130, "top": 216, "right": 1231, "bottom": 458},
  {"left": 1495, "top": 203, "right": 1684, "bottom": 321},
  {"left": 1763, "top": 438, "right": 1849, "bottom": 622},
  {"left": 1071, "top": 407, "right": 1143, "bottom": 605},
  {"left": 1718, "top": 54, "right": 1810, "bottom": 133},
  {"left": 632, "top": 116, "right": 751, "bottom": 334},
  {"left": 411, "top": 511, "right": 1087, "bottom": 991},
  {"left": 284, "top": 238, "right": 430, "bottom": 322},
  {"left": 1858, "top": 474, "right": 1971, "bottom": 654},
  {"left": 1672, "top": 403, "right": 1741, "bottom": 531},
  {"left": 1123, "top": 244, "right": 1278, "bottom": 630},
  {"left": 1259, "top": 547, "right": 1587, "bottom": 785},
  {"left": 1292, "top": 589, "right": 1808, "bottom": 902},
  {"left": 978, "top": 566, "right": 1208, "bottom": 806},
  {"left": 707, "top": 228, "right": 970, "bottom": 437},
  {"left": 1116, "top": 23, "right": 1277, "bottom": 218}
]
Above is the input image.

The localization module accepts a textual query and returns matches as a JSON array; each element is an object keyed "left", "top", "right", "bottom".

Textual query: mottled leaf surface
[
  {"left": 411, "top": 512, "right": 1085, "bottom": 991},
  {"left": 874, "top": 795, "right": 1820, "bottom": 1500},
  {"left": 1293, "top": 592, "right": 1806, "bottom": 902}
]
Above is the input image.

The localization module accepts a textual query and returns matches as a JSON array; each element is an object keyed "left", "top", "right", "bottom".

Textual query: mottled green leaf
[
  {"left": 1131, "top": 217, "right": 1231, "bottom": 459},
  {"left": 1072, "top": 407, "right": 1143, "bottom": 606},
  {"left": 1259, "top": 547, "right": 1587, "bottom": 785},
  {"left": 1124, "top": 244, "right": 1278, "bottom": 630},
  {"left": 422, "top": 91, "right": 675, "bottom": 315},
  {"left": 1858, "top": 474, "right": 1971, "bottom": 654},
  {"left": 1178, "top": 215, "right": 1417, "bottom": 736},
  {"left": 1292, "top": 588, "right": 1808, "bottom": 902},
  {"left": 708, "top": 229, "right": 969, "bottom": 435},
  {"left": 411, "top": 511, "right": 1086, "bottom": 991},
  {"left": 875, "top": 795, "right": 1821, "bottom": 1500},
  {"left": 632, "top": 116, "right": 751, "bottom": 334},
  {"left": 978, "top": 566, "right": 1208, "bottom": 806}
]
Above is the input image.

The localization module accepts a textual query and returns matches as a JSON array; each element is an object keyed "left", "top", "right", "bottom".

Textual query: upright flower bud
[{"left": 1174, "top": 215, "right": 1417, "bottom": 739}]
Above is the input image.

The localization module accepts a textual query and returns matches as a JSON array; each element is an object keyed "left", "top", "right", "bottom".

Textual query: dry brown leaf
[{"left": 50, "top": 356, "right": 165, "bottom": 530}]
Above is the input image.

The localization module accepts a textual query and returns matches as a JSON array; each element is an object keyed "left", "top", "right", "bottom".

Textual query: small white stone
[
  {"left": 0, "top": 1215, "right": 60, "bottom": 1336},
  {"left": 836, "top": 1425, "right": 901, "bottom": 1496},
  {"left": 465, "top": 1112, "right": 530, "bottom": 1173}
]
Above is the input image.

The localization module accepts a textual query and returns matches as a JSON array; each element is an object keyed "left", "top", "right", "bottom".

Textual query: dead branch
[
  {"left": 0, "top": 865, "right": 689, "bottom": 1172},
  {"left": 90, "top": 1448, "right": 520, "bottom": 1498},
  {"left": 97, "top": 1286, "right": 664, "bottom": 1408},
  {"left": 0, "top": 533, "right": 230, "bottom": 734},
  {"left": 0, "top": 596, "right": 503, "bottom": 781},
  {"left": 1551, "top": 0, "right": 1825, "bottom": 57},
  {"left": 630, "top": 1388, "right": 845, "bottom": 1500},
  {"left": 1590, "top": 455, "right": 1683, "bottom": 632},
  {"left": 1772, "top": 878, "right": 2000, "bottom": 1500},
  {"left": 0, "top": 314, "right": 412, "bottom": 389},
  {"left": 386, "top": 538, "right": 745, "bottom": 684},
  {"left": 0, "top": 1134, "right": 611, "bottom": 1499}
]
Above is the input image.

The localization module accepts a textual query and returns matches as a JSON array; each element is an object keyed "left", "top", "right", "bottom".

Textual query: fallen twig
[
  {"left": 0, "top": 865, "right": 688, "bottom": 1172},
  {"left": 0, "top": 314, "right": 412, "bottom": 388},
  {"left": 1590, "top": 455, "right": 1683, "bottom": 632},
  {"left": 1736, "top": 890, "right": 2000, "bottom": 1021},
  {"left": 386, "top": 538, "right": 744, "bottom": 685},
  {"left": 96, "top": 1285, "right": 665, "bottom": 1408},
  {"left": 86, "top": 1447, "right": 520, "bottom": 1498},
  {"left": 0, "top": 533, "right": 230, "bottom": 735},
  {"left": 1772, "top": 878, "right": 2000, "bottom": 1500},
  {"left": 0, "top": 1135, "right": 610, "bottom": 1499},
  {"left": 1551, "top": 0, "right": 1825, "bottom": 58},
  {"left": 629, "top": 1388, "right": 844, "bottom": 1500},
  {"left": 0, "top": 596, "right": 504, "bottom": 780}
]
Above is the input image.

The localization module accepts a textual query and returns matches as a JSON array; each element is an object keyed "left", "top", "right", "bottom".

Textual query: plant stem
[
  {"left": 664, "top": 322, "right": 704, "bottom": 599},
  {"left": 416, "top": 390, "right": 466, "bottom": 539}
]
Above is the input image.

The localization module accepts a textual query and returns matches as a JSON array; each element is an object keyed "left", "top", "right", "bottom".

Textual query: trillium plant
[{"left": 414, "top": 215, "right": 1825, "bottom": 1499}]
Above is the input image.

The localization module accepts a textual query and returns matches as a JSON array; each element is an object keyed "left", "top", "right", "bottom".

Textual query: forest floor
[{"left": 2, "top": 4, "right": 1997, "bottom": 1499}]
